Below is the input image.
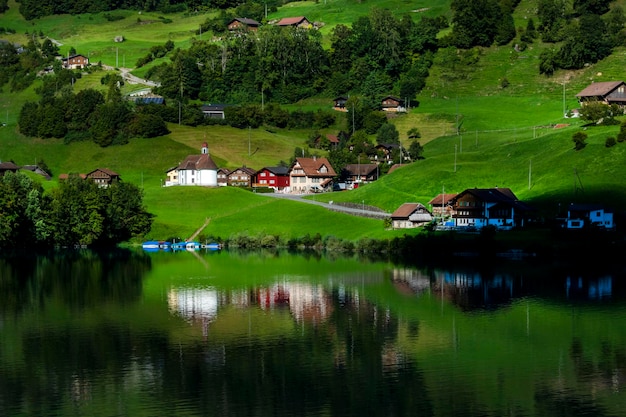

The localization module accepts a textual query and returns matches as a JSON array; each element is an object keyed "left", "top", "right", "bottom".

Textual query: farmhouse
[
  {"left": 201, "top": 103, "right": 227, "bottom": 119},
  {"left": 428, "top": 193, "right": 458, "bottom": 219},
  {"left": 85, "top": 168, "right": 120, "bottom": 187},
  {"left": 61, "top": 54, "right": 89, "bottom": 69},
  {"left": 175, "top": 142, "right": 218, "bottom": 186},
  {"left": 390, "top": 203, "right": 433, "bottom": 229},
  {"left": 289, "top": 157, "right": 336, "bottom": 193},
  {"left": 217, "top": 168, "right": 230, "bottom": 186},
  {"left": 333, "top": 96, "right": 348, "bottom": 112},
  {"left": 342, "top": 163, "right": 378, "bottom": 184},
  {"left": 276, "top": 16, "right": 311, "bottom": 28},
  {"left": 381, "top": 96, "right": 406, "bottom": 112},
  {"left": 450, "top": 187, "right": 535, "bottom": 230},
  {"left": 227, "top": 18, "right": 261, "bottom": 32},
  {"left": 576, "top": 81, "right": 626, "bottom": 107},
  {"left": 226, "top": 166, "right": 256, "bottom": 187},
  {"left": 254, "top": 166, "right": 290, "bottom": 191},
  {"left": 563, "top": 203, "right": 614, "bottom": 230},
  {"left": 0, "top": 161, "right": 20, "bottom": 176}
]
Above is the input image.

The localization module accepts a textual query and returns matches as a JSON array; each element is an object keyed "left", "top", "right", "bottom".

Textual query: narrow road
[{"left": 260, "top": 193, "right": 390, "bottom": 219}]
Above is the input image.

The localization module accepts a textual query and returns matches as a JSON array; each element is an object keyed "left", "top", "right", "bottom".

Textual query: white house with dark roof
[
  {"left": 564, "top": 203, "right": 614, "bottom": 230},
  {"left": 175, "top": 142, "right": 218, "bottom": 186}
]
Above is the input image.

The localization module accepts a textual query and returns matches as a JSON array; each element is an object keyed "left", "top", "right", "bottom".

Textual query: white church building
[{"left": 170, "top": 142, "right": 218, "bottom": 186}]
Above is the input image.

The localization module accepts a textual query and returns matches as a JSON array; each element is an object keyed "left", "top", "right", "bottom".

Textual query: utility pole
[{"left": 454, "top": 144, "right": 457, "bottom": 172}]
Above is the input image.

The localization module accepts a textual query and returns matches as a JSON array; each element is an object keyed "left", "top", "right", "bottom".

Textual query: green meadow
[{"left": 2, "top": 0, "right": 626, "bottom": 243}]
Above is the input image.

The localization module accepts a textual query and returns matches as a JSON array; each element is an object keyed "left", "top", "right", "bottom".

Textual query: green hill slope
[{"left": 2, "top": 0, "right": 626, "bottom": 241}]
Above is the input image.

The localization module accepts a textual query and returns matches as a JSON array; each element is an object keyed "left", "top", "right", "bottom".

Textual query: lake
[{"left": 1, "top": 248, "right": 625, "bottom": 417}]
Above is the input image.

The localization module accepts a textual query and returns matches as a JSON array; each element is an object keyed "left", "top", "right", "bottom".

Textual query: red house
[{"left": 253, "top": 166, "right": 290, "bottom": 191}]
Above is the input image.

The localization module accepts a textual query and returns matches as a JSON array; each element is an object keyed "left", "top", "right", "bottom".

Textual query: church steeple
[{"left": 201, "top": 141, "right": 209, "bottom": 155}]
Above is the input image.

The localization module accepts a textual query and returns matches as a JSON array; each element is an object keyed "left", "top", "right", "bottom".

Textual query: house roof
[
  {"left": 86, "top": 168, "right": 120, "bottom": 178},
  {"left": 61, "top": 54, "right": 87, "bottom": 61},
  {"left": 178, "top": 154, "right": 218, "bottom": 171},
  {"left": 376, "top": 143, "right": 400, "bottom": 151},
  {"left": 230, "top": 17, "right": 260, "bottom": 26},
  {"left": 428, "top": 193, "right": 458, "bottom": 206},
  {"left": 382, "top": 95, "right": 403, "bottom": 102},
  {"left": 568, "top": 203, "right": 610, "bottom": 212},
  {"left": 261, "top": 166, "right": 290, "bottom": 175},
  {"left": 0, "top": 161, "right": 20, "bottom": 170},
  {"left": 134, "top": 94, "right": 164, "bottom": 104},
  {"left": 277, "top": 16, "right": 309, "bottom": 26},
  {"left": 391, "top": 203, "right": 431, "bottom": 220},
  {"left": 202, "top": 103, "right": 228, "bottom": 111},
  {"left": 344, "top": 163, "right": 377, "bottom": 176},
  {"left": 326, "top": 134, "right": 339, "bottom": 144},
  {"left": 293, "top": 157, "right": 337, "bottom": 177},
  {"left": 229, "top": 166, "right": 257, "bottom": 176},
  {"left": 576, "top": 81, "right": 625, "bottom": 98},
  {"left": 455, "top": 187, "right": 518, "bottom": 203}
]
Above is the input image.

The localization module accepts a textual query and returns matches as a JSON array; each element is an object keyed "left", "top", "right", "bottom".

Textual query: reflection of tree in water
[{"left": 0, "top": 249, "right": 149, "bottom": 313}]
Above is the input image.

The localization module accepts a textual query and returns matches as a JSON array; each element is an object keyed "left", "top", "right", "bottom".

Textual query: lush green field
[{"left": 3, "top": 0, "right": 626, "bottom": 243}]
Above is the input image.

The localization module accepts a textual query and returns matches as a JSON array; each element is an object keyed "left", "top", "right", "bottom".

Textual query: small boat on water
[
  {"left": 203, "top": 242, "right": 222, "bottom": 250},
  {"left": 171, "top": 241, "right": 201, "bottom": 251},
  {"left": 142, "top": 240, "right": 171, "bottom": 251}
]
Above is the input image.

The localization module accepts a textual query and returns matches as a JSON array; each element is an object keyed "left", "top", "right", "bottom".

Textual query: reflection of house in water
[
  {"left": 390, "top": 268, "right": 431, "bottom": 295},
  {"left": 566, "top": 276, "right": 612, "bottom": 299},
  {"left": 287, "top": 283, "right": 333, "bottom": 325},
  {"left": 432, "top": 270, "right": 516, "bottom": 311},
  {"left": 168, "top": 287, "right": 219, "bottom": 338},
  {"left": 256, "top": 285, "right": 290, "bottom": 310}
]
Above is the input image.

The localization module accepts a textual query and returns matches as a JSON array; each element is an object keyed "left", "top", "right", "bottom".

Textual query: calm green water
[{"left": 1, "top": 249, "right": 626, "bottom": 417}]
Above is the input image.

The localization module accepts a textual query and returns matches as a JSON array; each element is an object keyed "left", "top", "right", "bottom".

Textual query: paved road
[
  {"left": 102, "top": 65, "right": 161, "bottom": 88},
  {"left": 260, "top": 192, "right": 390, "bottom": 219}
]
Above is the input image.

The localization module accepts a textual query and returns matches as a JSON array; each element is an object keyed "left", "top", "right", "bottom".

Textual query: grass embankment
[{"left": 2, "top": 0, "right": 626, "bottom": 243}]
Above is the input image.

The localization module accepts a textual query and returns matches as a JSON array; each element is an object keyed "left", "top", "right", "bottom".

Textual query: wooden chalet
[
  {"left": 227, "top": 18, "right": 260, "bottom": 32},
  {"left": 576, "top": 81, "right": 626, "bottom": 107},
  {"left": 289, "top": 156, "right": 336, "bottom": 193},
  {"left": 390, "top": 203, "right": 433, "bottom": 229},
  {"left": 227, "top": 166, "right": 256, "bottom": 187},
  {"left": 342, "top": 163, "right": 378, "bottom": 184},
  {"left": 0, "top": 161, "right": 20, "bottom": 176},
  {"left": 450, "top": 187, "right": 535, "bottom": 230},
  {"left": 374, "top": 143, "right": 400, "bottom": 163},
  {"left": 276, "top": 16, "right": 311, "bottom": 28},
  {"left": 381, "top": 96, "right": 406, "bottom": 112},
  {"left": 333, "top": 96, "right": 348, "bottom": 112},
  {"left": 217, "top": 168, "right": 230, "bottom": 186},
  {"left": 254, "top": 166, "right": 290, "bottom": 191},
  {"left": 61, "top": 54, "right": 89, "bottom": 69},
  {"left": 428, "top": 193, "right": 458, "bottom": 219},
  {"left": 85, "top": 168, "right": 121, "bottom": 187}
]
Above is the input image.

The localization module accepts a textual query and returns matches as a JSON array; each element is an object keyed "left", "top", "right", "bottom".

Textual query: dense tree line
[
  {"left": 17, "top": 0, "right": 285, "bottom": 20},
  {"left": 146, "top": 8, "right": 441, "bottom": 110},
  {"left": 0, "top": 171, "right": 153, "bottom": 248},
  {"left": 19, "top": 69, "right": 170, "bottom": 145}
]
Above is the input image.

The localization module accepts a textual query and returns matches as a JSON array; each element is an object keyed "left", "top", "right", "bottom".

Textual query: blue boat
[
  {"left": 171, "top": 241, "right": 201, "bottom": 251},
  {"left": 203, "top": 242, "right": 222, "bottom": 250},
  {"left": 143, "top": 240, "right": 172, "bottom": 251}
]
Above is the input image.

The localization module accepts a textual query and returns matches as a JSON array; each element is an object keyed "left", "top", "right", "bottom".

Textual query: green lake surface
[{"left": 1, "top": 248, "right": 625, "bottom": 416}]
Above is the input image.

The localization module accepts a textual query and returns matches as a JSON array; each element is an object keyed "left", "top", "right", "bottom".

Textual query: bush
[
  {"left": 572, "top": 131, "right": 587, "bottom": 150},
  {"left": 605, "top": 136, "right": 617, "bottom": 147}
]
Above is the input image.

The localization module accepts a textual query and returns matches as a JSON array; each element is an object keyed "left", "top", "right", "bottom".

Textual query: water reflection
[{"left": 1, "top": 250, "right": 626, "bottom": 417}]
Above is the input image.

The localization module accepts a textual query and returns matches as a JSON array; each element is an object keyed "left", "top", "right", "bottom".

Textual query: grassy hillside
[{"left": 2, "top": 0, "right": 626, "bottom": 242}]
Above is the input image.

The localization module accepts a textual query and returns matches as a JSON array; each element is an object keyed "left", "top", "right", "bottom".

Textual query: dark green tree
[
  {"left": 572, "top": 131, "right": 588, "bottom": 150},
  {"left": 376, "top": 123, "right": 399, "bottom": 144}
]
